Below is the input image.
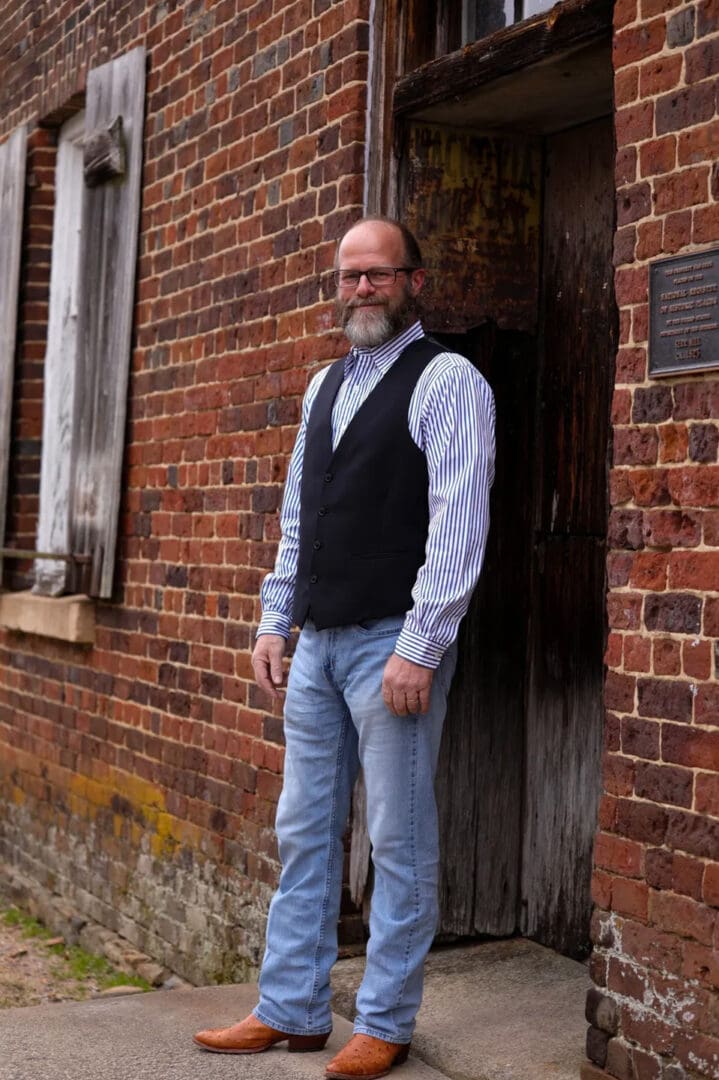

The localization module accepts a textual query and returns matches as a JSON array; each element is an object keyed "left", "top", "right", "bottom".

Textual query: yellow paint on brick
[{"left": 2, "top": 744, "right": 206, "bottom": 859}]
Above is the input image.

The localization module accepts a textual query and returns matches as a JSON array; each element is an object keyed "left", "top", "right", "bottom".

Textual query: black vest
[{"left": 292, "top": 337, "right": 442, "bottom": 630}]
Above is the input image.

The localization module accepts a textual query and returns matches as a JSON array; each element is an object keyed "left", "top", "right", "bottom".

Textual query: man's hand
[
  {"left": 252, "top": 634, "right": 286, "bottom": 701},
  {"left": 382, "top": 654, "right": 434, "bottom": 717}
]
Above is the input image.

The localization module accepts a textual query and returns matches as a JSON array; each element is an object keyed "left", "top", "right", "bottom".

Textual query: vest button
[
  {"left": 318, "top": 506, "right": 327, "bottom": 516},
  {"left": 313, "top": 540, "right": 322, "bottom": 550},
  {"left": 310, "top": 574, "right": 318, "bottom": 583},
  {"left": 324, "top": 472, "right": 333, "bottom": 482}
]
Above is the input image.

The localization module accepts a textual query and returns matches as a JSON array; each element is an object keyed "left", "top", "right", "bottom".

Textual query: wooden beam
[
  {"left": 393, "top": 0, "right": 613, "bottom": 117},
  {"left": 0, "top": 125, "right": 27, "bottom": 587}
]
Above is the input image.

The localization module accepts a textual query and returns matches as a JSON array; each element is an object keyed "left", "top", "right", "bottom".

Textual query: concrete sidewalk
[
  {"left": 0, "top": 984, "right": 445, "bottom": 1080},
  {"left": 0, "top": 939, "right": 590, "bottom": 1080}
]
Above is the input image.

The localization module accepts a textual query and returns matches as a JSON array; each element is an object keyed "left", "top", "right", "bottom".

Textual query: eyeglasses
[{"left": 332, "top": 266, "right": 417, "bottom": 289}]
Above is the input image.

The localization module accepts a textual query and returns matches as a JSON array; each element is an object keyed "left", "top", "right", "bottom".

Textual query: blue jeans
[{"left": 254, "top": 616, "right": 457, "bottom": 1044}]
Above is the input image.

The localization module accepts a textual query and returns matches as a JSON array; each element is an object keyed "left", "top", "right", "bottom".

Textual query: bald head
[{"left": 336, "top": 217, "right": 423, "bottom": 270}]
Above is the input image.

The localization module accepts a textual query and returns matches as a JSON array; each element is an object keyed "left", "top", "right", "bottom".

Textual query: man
[{"left": 194, "top": 217, "right": 495, "bottom": 1078}]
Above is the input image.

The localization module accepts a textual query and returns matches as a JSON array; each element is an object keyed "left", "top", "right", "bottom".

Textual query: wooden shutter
[
  {"left": 0, "top": 125, "right": 27, "bottom": 585},
  {"left": 34, "top": 112, "right": 85, "bottom": 596},
  {"left": 70, "top": 46, "right": 146, "bottom": 598}
]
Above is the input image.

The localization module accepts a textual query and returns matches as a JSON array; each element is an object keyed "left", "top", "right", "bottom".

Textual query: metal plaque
[{"left": 649, "top": 248, "right": 719, "bottom": 377}]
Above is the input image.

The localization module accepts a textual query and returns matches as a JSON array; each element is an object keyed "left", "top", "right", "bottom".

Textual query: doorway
[{"left": 429, "top": 115, "right": 617, "bottom": 958}]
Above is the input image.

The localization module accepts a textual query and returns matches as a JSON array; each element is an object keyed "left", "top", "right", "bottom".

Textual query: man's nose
[{"left": 355, "top": 272, "right": 376, "bottom": 296}]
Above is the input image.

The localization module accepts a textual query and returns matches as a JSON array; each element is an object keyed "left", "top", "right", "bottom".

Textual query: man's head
[{"left": 334, "top": 218, "right": 426, "bottom": 349}]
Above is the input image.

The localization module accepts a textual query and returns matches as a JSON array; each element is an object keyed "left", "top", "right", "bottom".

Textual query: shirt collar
[{"left": 344, "top": 320, "right": 425, "bottom": 379}]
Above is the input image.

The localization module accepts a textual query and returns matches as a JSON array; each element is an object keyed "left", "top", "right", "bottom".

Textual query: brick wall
[
  {"left": 0, "top": 0, "right": 368, "bottom": 983},
  {"left": 587, "top": 1, "right": 719, "bottom": 1077}
]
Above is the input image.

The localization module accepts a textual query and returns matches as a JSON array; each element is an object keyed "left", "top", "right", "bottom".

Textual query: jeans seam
[
  {"left": 394, "top": 717, "right": 419, "bottom": 1015},
  {"left": 306, "top": 663, "right": 349, "bottom": 1030}
]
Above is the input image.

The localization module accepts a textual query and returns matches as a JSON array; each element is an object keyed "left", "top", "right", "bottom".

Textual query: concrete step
[
  {"left": 332, "top": 937, "right": 591, "bottom": 1080},
  {"left": 0, "top": 983, "right": 448, "bottom": 1080},
  {"left": 0, "top": 938, "right": 591, "bottom": 1080}
]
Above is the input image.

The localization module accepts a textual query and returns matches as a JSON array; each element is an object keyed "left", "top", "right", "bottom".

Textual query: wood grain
[
  {"left": 70, "top": 46, "right": 146, "bottom": 597},
  {"left": 0, "top": 125, "right": 27, "bottom": 586}
]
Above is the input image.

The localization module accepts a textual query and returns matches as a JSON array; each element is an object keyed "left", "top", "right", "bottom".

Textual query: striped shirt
[{"left": 258, "top": 320, "right": 496, "bottom": 668}]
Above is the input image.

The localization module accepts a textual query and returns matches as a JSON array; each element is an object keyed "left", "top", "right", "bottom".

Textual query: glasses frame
[{"left": 332, "top": 266, "right": 418, "bottom": 289}]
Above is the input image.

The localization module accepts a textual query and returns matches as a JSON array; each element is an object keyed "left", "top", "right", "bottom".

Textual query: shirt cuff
[
  {"left": 394, "top": 626, "right": 445, "bottom": 669},
  {"left": 257, "top": 611, "right": 292, "bottom": 639}
]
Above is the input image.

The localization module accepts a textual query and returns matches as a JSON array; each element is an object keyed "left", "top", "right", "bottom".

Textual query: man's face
[{"left": 334, "top": 222, "right": 425, "bottom": 349}]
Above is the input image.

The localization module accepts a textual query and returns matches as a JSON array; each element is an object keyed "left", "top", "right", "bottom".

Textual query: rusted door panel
[{"left": 521, "top": 117, "right": 616, "bottom": 956}]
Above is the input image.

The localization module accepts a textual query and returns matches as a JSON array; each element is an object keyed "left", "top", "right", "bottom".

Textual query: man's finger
[
  {"left": 269, "top": 651, "right": 284, "bottom": 686},
  {"left": 253, "top": 658, "right": 278, "bottom": 698}
]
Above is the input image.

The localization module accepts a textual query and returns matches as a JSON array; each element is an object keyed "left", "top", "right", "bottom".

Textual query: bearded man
[{"left": 194, "top": 217, "right": 496, "bottom": 1079}]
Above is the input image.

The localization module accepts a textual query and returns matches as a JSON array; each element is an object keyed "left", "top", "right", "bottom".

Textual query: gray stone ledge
[{"left": 0, "top": 589, "right": 95, "bottom": 644}]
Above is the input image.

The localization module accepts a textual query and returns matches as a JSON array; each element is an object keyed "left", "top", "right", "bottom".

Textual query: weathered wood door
[{"left": 435, "top": 116, "right": 616, "bottom": 957}]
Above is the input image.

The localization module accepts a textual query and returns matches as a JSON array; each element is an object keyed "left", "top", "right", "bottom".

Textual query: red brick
[
  {"left": 617, "top": 181, "right": 652, "bottom": 225},
  {"left": 655, "top": 884, "right": 715, "bottom": 946},
  {"left": 675, "top": 1029, "right": 719, "bottom": 1076},
  {"left": 658, "top": 422, "right": 689, "bottom": 462},
  {"left": 682, "top": 638, "right": 712, "bottom": 679},
  {"left": 703, "top": 862, "right": 719, "bottom": 907},
  {"left": 616, "top": 346, "right": 647, "bottom": 383},
  {"left": 613, "top": 876, "right": 650, "bottom": 919},
  {"left": 612, "top": 389, "right": 633, "bottom": 425},
  {"left": 697, "top": 773, "right": 719, "bottom": 814},
  {"left": 643, "top": 509, "right": 702, "bottom": 548},
  {"left": 639, "top": 54, "right": 683, "bottom": 96},
  {"left": 616, "top": 145, "right": 638, "bottom": 186},
  {"left": 705, "top": 510, "right": 719, "bottom": 545},
  {"left": 637, "top": 678, "right": 693, "bottom": 722},
  {"left": 667, "top": 466, "right": 719, "bottom": 507},
  {"left": 639, "top": 135, "right": 677, "bottom": 179},
  {"left": 686, "top": 36, "right": 719, "bottom": 81},
  {"left": 622, "top": 917, "right": 683, "bottom": 975},
  {"left": 704, "top": 596, "right": 719, "bottom": 635},
  {"left": 697, "top": 0, "right": 719, "bottom": 36},
  {"left": 615, "top": 0, "right": 639, "bottom": 29},
  {"left": 613, "top": 19, "right": 667, "bottom": 69},
  {"left": 657, "top": 83, "right": 717, "bottom": 136},
  {"left": 662, "top": 209, "right": 693, "bottom": 255},
  {"left": 628, "top": 468, "right": 671, "bottom": 507},
  {"left": 628, "top": 552, "right": 668, "bottom": 590},
  {"left": 594, "top": 832, "right": 644, "bottom": 877},
  {"left": 635, "top": 761, "right": 693, "bottom": 807},
  {"left": 615, "top": 65, "right": 640, "bottom": 106},
  {"left": 624, "top": 633, "right": 653, "bottom": 670},
  {"left": 622, "top": 715, "right": 661, "bottom": 758},
  {"left": 653, "top": 637, "right": 682, "bottom": 675},
  {"left": 606, "top": 670, "right": 638, "bottom": 712},
  {"left": 668, "top": 551, "right": 719, "bottom": 589},
  {"left": 608, "top": 591, "right": 639, "bottom": 630},
  {"left": 615, "top": 265, "right": 649, "bottom": 306},
  {"left": 678, "top": 120, "right": 719, "bottom": 167},
  {"left": 654, "top": 166, "right": 710, "bottom": 214},
  {"left": 694, "top": 202, "right": 719, "bottom": 245},
  {"left": 663, "top": 724, "right": 719, "bottom": 770},
  {"left": 614, "top": 428, "right": 659, "bottom": 466},
  {"left": 604, "top": 753, "right": 637, "bottom": 796}
]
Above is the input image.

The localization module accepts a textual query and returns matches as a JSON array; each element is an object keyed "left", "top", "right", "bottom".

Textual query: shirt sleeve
[
  {"left": 394, "top": 356, "right": 496, "bottom": 668},
  {"left": 257, "top": 370, "right": 327, "bottom": 638}
]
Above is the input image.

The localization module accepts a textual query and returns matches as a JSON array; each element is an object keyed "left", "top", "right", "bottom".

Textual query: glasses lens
[
  {"left": 335, "top": 270, "right": 360, "bottom": 287},
  {"left": 368, "top": 268, "right": 397, "bottom": 285}
]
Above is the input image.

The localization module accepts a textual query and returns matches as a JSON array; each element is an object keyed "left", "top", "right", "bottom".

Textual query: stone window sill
[{"left": 0, "top": 590, "right": 95, "bottom": 644}]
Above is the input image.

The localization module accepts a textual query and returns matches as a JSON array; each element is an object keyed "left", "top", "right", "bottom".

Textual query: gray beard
[{"left": 340, "top": 296, "right": 417, "bottom": 349}]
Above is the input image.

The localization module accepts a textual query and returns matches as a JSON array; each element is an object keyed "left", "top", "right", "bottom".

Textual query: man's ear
[{"left": 409, "top": 268, "right": 426, "bottom": 296}]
